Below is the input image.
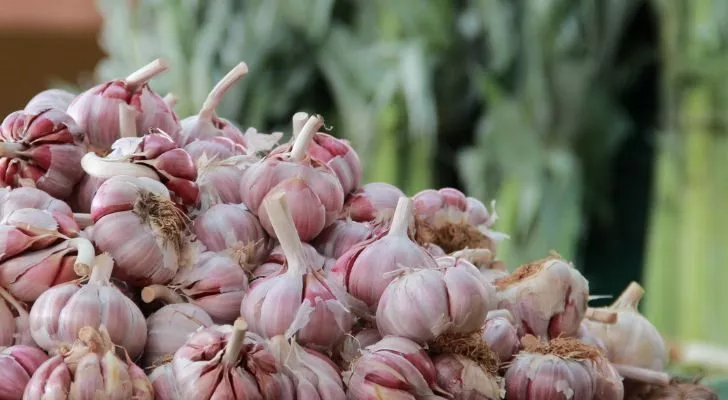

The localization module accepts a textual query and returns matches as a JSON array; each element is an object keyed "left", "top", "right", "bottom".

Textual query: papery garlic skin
[
  {"left": 25, "top": 88, "right": 76, "bottom": 113},
  {"left": 336, "top": 328, "right": 382, "bottom": 369},
  {"left": 313, "top": 219, "right": 372, "bottom": 260},
  {"left": 0, "top": 187, "right": 78, "bottom": 235},
  {"left": 24, "top": 326, "right": 153, "bottom": 400},
  {"left": 29, "top": 254, "right": 147, "bottom": 358},
  {"left": 482, "top": 310, "right": 520, "bottom": 363},
  {"left": 149, "top": 363, "right": 181, "bottom": 400},
  {"left": 344, "top": 336, "right": 446, "bottom": 399},
  {"left": 195, "top": 154, "right": 255, "bottom": 212},
  {"left": 173, "top": 321, "right": 294, "bottom": 400},
  {"left": 0, "top": 109, "right": 86, "bottom": 199},
  {"left": 143, "top": 303, "right": 214, "bottom": 368},
  {"left": 0, "top": 345, "right": 48, "bottom": 399},
  {"left": 252, "top": 242, "right": 329, "bottom": 280},
  {"left": 433, "top": 354, "right": 503, "bottom": 400},
  {"left": 344, "top": 182, "right": 404, "bottom": 223},
  {"left": 268, "top": 336, "right": 346, "bottom": 400},
  {"left": 504, "top": 352, "right": 597, "bottom": 400},
  {"left": 376, "top": 260, "right": 497, "bottom": 343},
  {"left": 495, "top": 256, "right": 589, "bottom": 339},
  {"left": 184, "top": 136, "right": 247, "bottom": 161},
  {"left": 192, "top": 203, "right": 269, "bottom": 266},
  {"left": 0, "top": 287, "right": 33, "bottom": 347}
]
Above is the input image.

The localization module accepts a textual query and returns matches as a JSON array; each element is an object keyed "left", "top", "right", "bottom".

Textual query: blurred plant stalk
[{"left": 645, "top": 0, "right": 728, "bottom": 347}]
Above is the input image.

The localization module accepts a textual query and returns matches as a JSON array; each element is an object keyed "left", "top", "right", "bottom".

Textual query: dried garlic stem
[
  {"left": 141, "top": 285, "right": 185, "bottom": 304},
  {"left": 88, "top": 253, "right": 115, "bottom": 284},
  {"left": 612, "top": 281, "right": 645, "bottom": 309},
  {"left": 198, "top": 62, "right": 249, "bottom": 120},
  {"left": 81, "top": 153, "right": 160, "bottom": 180},
  {"left": 119, "top": 103, "right": 138, "bottom": 138},
  {"left": 585, "top": 308, "right": 618, "bottom": 324},
  {"left": 73, "top": 213, "right": 93, "bottom": 229},
  {"left": 223, "top": 318, "right": 248, "bottom": 365},
  {"left": 290, "top": 115, "right": 323, "bottom": 161},
  {"left": 0, "top": 142, "right": 26, "bottom": 158},
  {"left": 163, "top": 93, "right": 178, "bottom": 108},
  {"left": 614, "top": 364, "right": 670, "bottom": 386},
  {"left": 69, "top": 238, "right": 97, "bottom": 276},
  {"left": 291, "top": 112, "right": 309, "bottom": 138},
  {"left": 388, "top": 197, "right": 413, "bottom": 238},
  {"left": 263, "top": 193, "right": 308, "bottom": 274},
  {"left": 125, "top": 58, "right": 169, "bottom": 91}
]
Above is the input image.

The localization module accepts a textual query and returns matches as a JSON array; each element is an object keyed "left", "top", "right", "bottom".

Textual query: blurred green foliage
[{"left": 93, "top": 0, "right": 643, "bottom": 269}]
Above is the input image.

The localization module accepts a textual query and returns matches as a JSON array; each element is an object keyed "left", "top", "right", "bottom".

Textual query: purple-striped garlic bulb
[
  {"left": 332, "top": 197, "right": 438, "bottom": 314},
  {"left": 482, "top": 310, "right": 520, "bottom": 363},
  {"left": 0, "top": 208, "right": 94, "bottom": 302},
  {"left": 25, "top": 88, "right": 76, "bottom": 113},
  {"left": 0, "top": 287, "right": 33, "bottom": 346},
  {"left": 195, "top": 154, "right": 256, "bottom": 213},
  {"left": 313, "top": 219, "right": 372, "bottom": 260},
  {"left": 0, "top": 344, "right": 48, "bottom": 399},
  {"left": 273, "top": 111, "right": 362, "bottom": 195},
  {"left": 24, "top": 326, "right": 153, "bottom": 399},
  {"left": 29, "top": 254, "right": 147, "bottom": 358},
  {"left": 252, "top": 241, "right": 329, "bottom": 280},
  {"left": 143, "top": 250, "right": 248, "bottom": 323},
  {"left": 433, "top": 354, "right": 503, "bottom": 399},
  {"left": 583, "top": 282, "right": 668, "bottom": 372},
  {"left": 90, "top": 176, "right": 191, "bottom": 285},
  {"left": 173, "top": 319, "right": 294, "bottom": 399},
  {"left": 504, "top": 335, "right": 627, "bottom": 400},
  {"left": 344, "top": 182, "right": 404, "bottom": 223},
  {"left": 0, "top": 108, "right": 85, "bottom": 199},
  {"left": 175, "top": 63, "right": 249, "bottom": 148},
  {"left": 192, "top": 203, "right": 269, "bottom": 269},
  {"left": 268, "top": 335, "right": 346, "bottom": 399},
  {"left": 241, "top": 193, "right": 353, "bottom": 349},
  {"left": 240, "top": 115, "right": 345, "bottom": 241},
  {"left": 413, "top": 188, "right": 507, "bottom": 253},
  {"left": 67, "top": 58, "right": 179, "bottom": 151},
  {"left": 376, "top": 254, "right": 497, "bottom": 343},
  {"left": 495, "top": 254, "right": 589, "bottom": 339},
  {"left": 142, "top": 303, "right": 214, "bottom": 368},
  {"left": 344, "top": 336, "right": 446, "bottom": 399},
  {"left": 335, "top": 327, "right": 382, "bottom": 370},
  {"left": 0, "top": 187, "right": 78, "bottom": 234},
  {"left": 80, "top": 117, "right": 199, "bottom": 206}
]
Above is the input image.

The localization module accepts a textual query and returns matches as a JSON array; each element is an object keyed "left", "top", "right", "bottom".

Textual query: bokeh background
[{"left": 1, "top": 0, "right": 726, "bottom": 389}]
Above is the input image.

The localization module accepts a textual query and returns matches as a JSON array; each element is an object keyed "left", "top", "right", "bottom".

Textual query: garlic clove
[
  {"left": 433, "top": 354, "right": 504, "bottom": 400},
  {"left": 0, "top": 345, "right": 48, "bottom": 398},
  {"left": 344, "top": 182, "right": 404, "bottom": 223},
  {"left": 25, "top": 88, "right": 76, "bottom": 113},
  {"left": 142, "top": 303, "right": 214, "bottom": 368},
  {"left": 482, "top": 310, "right": 520, "bottom": 363}
]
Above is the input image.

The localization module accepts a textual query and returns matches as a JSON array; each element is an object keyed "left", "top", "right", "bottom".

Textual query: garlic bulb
[
  {"left": 377, "top": 254, "right": 497, "bottom": 343},
  {"left": 344, "top": 336, "right": 447, "bottom": 399},
  {"left": 450, "top": 248, "right": 508, "bottom": 281},
  {"left": 240, "top": 115, "right": 345, "bottom": 241},
  {"left": 145, "top": 250, "right": 248, "bottom": 323},
  {"left": 90, "top": 176, "right": 191, "bottom": 285},
  {"left": 195, "top": 154, "right": 256, "bottom": 212},
  {"left": 0, "top": 108, "right": 86, "bottom": 199},
  {"left": 0, "top": 345, "right": 48, "bottom": 399},
  {"left": 268, "top": 335, "right": 346, "bottom": 399},
  {"left": 184, "top": 136, "right": 247, "bottom": 161},
  {"left": 67, "top": 58, "right": 179, "bottom": 151},
  {"left": 149, "top": 363, "right": 181, "bottom": 400},
  {"left": 335, "top": 327, "right": 382, "bottom": 370},
  {"left": 504, "top": 335, "right": 624, "bottom": 400},
  {"left": 495, "top": 254, "right": 589, "bottom": 339},
  {"left": 0, "top": 287, "right": 33, "bottom": 346},
  {"left": 344, "top": 181, "right": 404, "bottom": 223},
  {"left": 482, "top": 310, "right": 520, "bottom": 363},
  {"left": 29, "top": 254, "right": 147, "bottom": 358},
  {"left": 413, "top": 188, "right": 507, "bottom": 253},
  {"left": 241, "top": 193, "right": 353, "bottom": 349},
  {"left": 0, "top": 187, "right": 79, "bottom": 236},
  {"left": 0, "top": 208, "right": 95, "bottom": 302},
  {"left": 433, "top": 354, "right": 503, "bottom": 399},
  {"left": 81, "top": 124, "right": 199, "bottom": 206},
  {"left": 583, "top": 282, "right": 668, "bottom": 371},
  {"left": 313, "top": 219, "right": 372, "bottom": 260},
  {"left": 332, "top": 197, "right": 439, "bottom": 313},
  {"left": 142, "top": 303, "right": 214, "bottom": 368},
  {"left": 192, "top": 203, "right": 269, "bottom": 268},
  {"left": 25, "top": 88, "right": 76, "bottom": 113},
  {"left": 172, "top": 319, "right": 294, "bottom": 399},
  {"left": 24, "top": 326, "right": 153, "bottom": 399}
]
